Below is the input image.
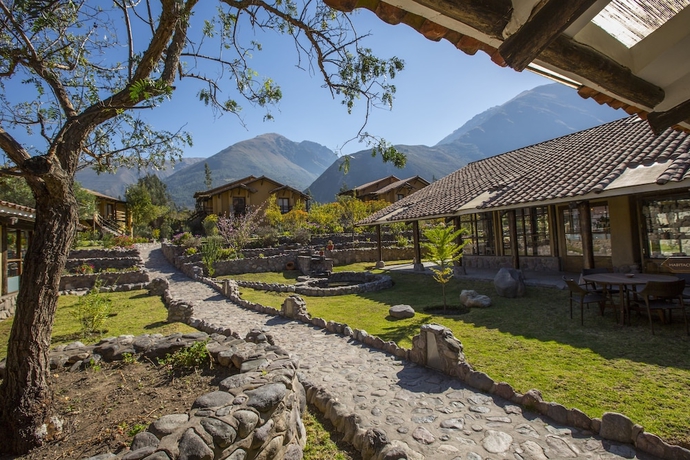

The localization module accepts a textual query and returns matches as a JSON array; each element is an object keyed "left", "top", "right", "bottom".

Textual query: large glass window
[
  {"left": 460, "top": 213, "right": 495, "bottom": 255},
  {"left": 642, "top": 196, "right": 690, "bottom": 258},
  {"left": 501, "top": 207, "right": 551, "bottom": 256},
  {"left": 562, "top": 203, "right": 611, "bottom": 257}
]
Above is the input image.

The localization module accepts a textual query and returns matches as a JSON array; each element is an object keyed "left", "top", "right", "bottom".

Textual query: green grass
[
  {"left": 0, "top": 290, "right": 197, "bottom": 359},
  {"left": 234, "top": 263, "right": 690, "bottom": 448}
]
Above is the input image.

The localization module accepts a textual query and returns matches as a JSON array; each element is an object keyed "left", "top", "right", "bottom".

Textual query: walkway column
[
  {"left": 508, "top": 210, "right": 520, "bottom": 269},
  {"left": 453, "top": 217, "right": 466, "bottom": 275},
  {"left": 375, "top": 224, "right": 385, "bottom": 269},
  {"left": 578, "top": 201, "right": 595, "bottom": 269},
  {"left": 412, "top": 220, "right": 424, "bottom": 272}
]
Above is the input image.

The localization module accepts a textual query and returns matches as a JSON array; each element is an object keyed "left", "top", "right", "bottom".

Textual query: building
[
  {"left": 83, "top": 189, "right": 132, "bottom": 236},
  {"left": 339, "top": 175, "right": 430, "bottom": 204},
  {"left": 0, "top": 201, "right": 34, "bottom": 318},
  {"left": 325, "top": 0, "right": 690, "bottom": 135},
  {"left": 193, "top": 175, "right": 310, "bottom": 217},
  {"left": 358, "top": 117, "right": 690, "bottom": 274}
]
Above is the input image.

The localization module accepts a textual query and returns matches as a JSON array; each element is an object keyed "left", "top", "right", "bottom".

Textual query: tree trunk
[{"left": 0, "top": 188, "right": 77, "bottom": 454}]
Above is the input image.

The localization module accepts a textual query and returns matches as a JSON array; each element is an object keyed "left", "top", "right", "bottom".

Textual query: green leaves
[{"left": 128, "top": 79, "right": 173, "bottom": 103}]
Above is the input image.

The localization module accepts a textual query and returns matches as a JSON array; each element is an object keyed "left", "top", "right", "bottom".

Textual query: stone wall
[
  {"left": 463, "top": 255, "right": 560, "bottom": 272},
  {"left": 59, "top": 270, "right": 150, "bottom": 291},
  {"left": 0, "top": 294, "right": 17, "bottom": 321},
  {"left": 0, "top": 331, "right": 308, "bottom": 460},
  {"left": 160, "top": 242, "right": 415, "bottom": 278},
  {"left": 233, "top": 271, "right": 393, "bottom": 297}
]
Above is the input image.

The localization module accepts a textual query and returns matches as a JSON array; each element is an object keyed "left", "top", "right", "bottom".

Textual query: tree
[
  {"left": 422, "top": 225, "right": 467, "bottom": 310},
  {"left": 204, "top": 162, "right": 212, "bottom": 190},
  {"left": 0, "top": 0, "right": 404, "bottom": 452}
]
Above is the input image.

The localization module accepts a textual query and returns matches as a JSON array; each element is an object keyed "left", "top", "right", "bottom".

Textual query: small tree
[
  {"left": 422, "top": 225, "right": 467, "bottom": 310},
  {"left": 217, "top": 204, "right": 265, "bottom": 254},
  {"left": 200, "top": 236, "right": 223, "bottom": 277},
  {"left": 204, "top": 163, "right": 213, "bottom": 190}
]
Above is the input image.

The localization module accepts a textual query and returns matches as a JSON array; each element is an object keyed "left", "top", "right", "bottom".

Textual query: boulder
[
  {"left": 493, "top": 268, "right": 525, "bottom": 298},
  {"left": 459, "top": 290, "right": 492, "bottom": 308},
  {"left": 389, "top": 304, "right": 415, "bottom": 319}
]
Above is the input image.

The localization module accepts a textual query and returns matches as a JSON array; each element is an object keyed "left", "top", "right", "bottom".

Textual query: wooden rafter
[
  {"left": 647, "top": 99, "right": 690, "bottom": 135},
  {"left": 499, "top": 0, "right": 600, "bottom": 71}
]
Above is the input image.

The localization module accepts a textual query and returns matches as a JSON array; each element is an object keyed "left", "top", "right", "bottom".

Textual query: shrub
[
  {"left": 201, "top": 236, "right": 224, "bottom": 277},
  {"left": 202, "top": 214, "right": 219, "bottom": 236},
  {"left": 255, "top": 225, "right": 280, "bottom": 248},
  {"left": 293, "top": 227, "right": 311, "bottom": 245},
  {"left": 71, "top": 279, "right": 112, "bottom": 337},
  {"left": 158, "top": 340, "right": 210, "bottom": 374},
  {"left": 395, "top": 235, "right": 409, "bottom": 247},
  {"left": 75, "top": 263, "right": 95, "bottom": 274},
  {"left": 184, "top": 247, "right": 198, "bottom": 256}
]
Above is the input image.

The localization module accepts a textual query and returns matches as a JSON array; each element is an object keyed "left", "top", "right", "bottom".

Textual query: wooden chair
[
  {"left": 634, "top": 280, "right": 688, "bottom": 335},
  {"left": 563, "top": 277, "right": 605, "bottom": 325}
]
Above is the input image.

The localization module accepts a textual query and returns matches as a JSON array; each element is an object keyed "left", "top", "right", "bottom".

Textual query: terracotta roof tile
[{"left": 359, "top": 117, "right": 690, "bottom": 225}]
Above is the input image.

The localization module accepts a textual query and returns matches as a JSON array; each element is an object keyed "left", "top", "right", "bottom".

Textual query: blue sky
[
  {"left": 4, "top": 4, "right": 552, "bottom": 160},
  {"left": 150, "top": 8, "right": 551, "bottom": 158}
]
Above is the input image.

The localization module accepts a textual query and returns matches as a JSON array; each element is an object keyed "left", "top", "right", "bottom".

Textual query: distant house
[
  {"left": 0, "top": 200, "right": 34, "bottom": 301},
  {"left": 83, "top": 189, "right": 132, "bottom": 236},
  {"left": 339, "top": 175, "right": 430, "bottom": 204},
  {"left": 358, "top": 117, "right": 690, "bottom": 274},
  {"left": 193, "top": 175, "right": 310, "bottom": 217}
]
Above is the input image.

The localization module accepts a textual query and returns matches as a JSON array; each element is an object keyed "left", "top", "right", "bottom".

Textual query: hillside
[
  {"left": 164, "top": 133, "right": 335, "bottom": 208},
  {"left": 75, "top": 158, "right": 205, "bottom": 199},
  {"left": 307, "top": 83, "right": 624, "bottom": 203}
]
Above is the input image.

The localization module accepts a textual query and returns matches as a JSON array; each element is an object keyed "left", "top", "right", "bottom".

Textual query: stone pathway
[{"left": 139, "top": 244, "right": 662, "bottom": 460}]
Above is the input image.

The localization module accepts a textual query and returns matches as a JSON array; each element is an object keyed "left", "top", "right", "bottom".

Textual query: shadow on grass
[
  {"left": 354, "top": 272, "right": 690, "bottom": 371},
  {"left": 144, "top": 321, "right": 168, "bottom": 329}
]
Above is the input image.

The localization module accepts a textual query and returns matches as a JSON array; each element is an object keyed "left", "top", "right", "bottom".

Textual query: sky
[
  {"left": 147, "top": 8, "right": 552, "bottom": 158},
  {"left": 3, "top": 3, "right": 552, "bottom": 160}
]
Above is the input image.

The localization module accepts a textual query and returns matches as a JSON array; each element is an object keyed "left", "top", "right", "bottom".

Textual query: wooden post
[
  {"left": 412, "top": 220, "right": 424, "bottom": 272},
  {"left": 578, "top": 201, "right": 595, "bottom": 269},
  {"left": 375, "top": 224, "right": 385, "bottom": 269},
  {"left": 453, "top": 216, "right": 466, "bottom": 275},
  {"left": 1, "top": 224, "right": 6, "bottom": 296},
  {"left": 508, "top": 210, "right": 520, "bottom": 269}
]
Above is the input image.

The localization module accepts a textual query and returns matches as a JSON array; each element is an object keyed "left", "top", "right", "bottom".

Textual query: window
[
  {"left": 5, "top": 228, "right": 29, "bottom": 294},
  {"left": 501, "top": 207, "right": 551, "bottom": 256},
  {"left": 278, "top": 198, "right": 290, "bottom": 214},
  {"left": 642, "top": 196, "right": 690, "bottom": 258},
  {"left": 232, "top": 197, "right": 246, "bottom": 216},
  {"left": 460, "top": 213, "right": 495, "bottom": 255},
  {"left": 562, "top": 203, "right": 611, "bottom": 257}
]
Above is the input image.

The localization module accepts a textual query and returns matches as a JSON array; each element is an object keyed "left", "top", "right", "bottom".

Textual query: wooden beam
[
  {"left": 499, "top": 0, "right": 600, "bottom": 71},
  {"left": 578, "top": 201, "right": 595, "bottom": 270},
  {"left": 647, "top": 99, "right": 690, "bottom": 135},
  {"left": 541, "top": 35, "right": 665, "bottom": 110}
]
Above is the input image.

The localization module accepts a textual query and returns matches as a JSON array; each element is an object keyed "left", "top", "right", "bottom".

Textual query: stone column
[
  {"left": 578, "top": 201, "right": 595, "bottom": 269},
  {"left": 412, "top": 220, "right": 424, "bottom": 272}
]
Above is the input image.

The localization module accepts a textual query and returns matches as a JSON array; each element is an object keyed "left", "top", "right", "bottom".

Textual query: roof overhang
[{"left": 325, "top": 0, "right": 690, "bottom": 134}]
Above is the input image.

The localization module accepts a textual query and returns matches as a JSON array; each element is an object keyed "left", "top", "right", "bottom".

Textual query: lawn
[
  {"left": 0, "top": 290, "right": 197, "bottom": 359},
  {"left": 230, "top": 261, "right": 690, "bottom": 448}
]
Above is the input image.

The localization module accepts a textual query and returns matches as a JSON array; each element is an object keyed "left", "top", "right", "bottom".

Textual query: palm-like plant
[{"left": 422, "top": 225, "right": 467, "bottom": 310}]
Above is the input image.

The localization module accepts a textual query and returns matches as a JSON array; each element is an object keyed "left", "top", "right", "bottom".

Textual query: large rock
[
  {"left": 459, "top": 290, "right": 492, "bottom": 308},
  {"left": 389, "top": 304, "right": 415, "bottom": 319},
  {"left": 493, "top": 268, "right": 526, "bottom": 298}
]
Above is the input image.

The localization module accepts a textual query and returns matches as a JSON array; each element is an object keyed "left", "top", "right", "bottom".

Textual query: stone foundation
[{"left": 0, "top": 294, "right": 17, "bottom": 321}]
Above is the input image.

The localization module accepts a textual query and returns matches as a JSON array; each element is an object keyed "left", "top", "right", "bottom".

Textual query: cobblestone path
[{"left": 140, "top": 244, "right": 660, "bottom": 460}]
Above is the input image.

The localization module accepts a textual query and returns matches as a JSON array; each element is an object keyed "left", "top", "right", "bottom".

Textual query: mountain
[
  {"left": 164, "top": 133, "right": 335, "bottom": 208},
  {"left": 307, "top": 83, "right": 625, "bottom": 203},
  {"left": 307, "top": 144, "right": 482, "bottom": 203},
  {"left": 76, "top": 157, "right": 205, "bottom": 199}
]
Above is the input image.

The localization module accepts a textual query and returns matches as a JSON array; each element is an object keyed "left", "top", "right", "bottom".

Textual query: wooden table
[{"left": 581, "top": 273, "right": 678, "bottom": 324}]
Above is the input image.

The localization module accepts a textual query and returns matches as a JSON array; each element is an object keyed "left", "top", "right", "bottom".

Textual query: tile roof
[
  {"left": 0, "top": 200, "right": 36, "bottom": 220},
  {"left": 370, "top": 176, "right": 430, "bottom": 196},
  {"left": 359, "top": 117, "right": 690, "bottom": 225},
  {"left": 347, "top": 175, "right": 401, "bottom": 193}
]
